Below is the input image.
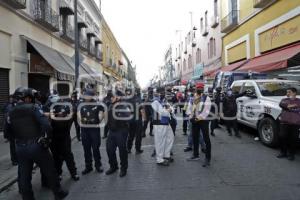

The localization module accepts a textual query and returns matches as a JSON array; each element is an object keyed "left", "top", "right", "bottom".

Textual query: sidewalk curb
[{"left": 0, "top": 135, "right": 77, "bottom": 193}]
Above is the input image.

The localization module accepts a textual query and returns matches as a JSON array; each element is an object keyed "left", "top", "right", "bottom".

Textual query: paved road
[{"left": 1, "top": 122, "right": 300, "bottom": 200}]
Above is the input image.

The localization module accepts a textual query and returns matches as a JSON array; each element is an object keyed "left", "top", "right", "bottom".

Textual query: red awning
[
  {"left": 204, "top": 67, "right": 220, "bottom": 77},
  {"left": 238, "top": 42, "right": 300, "bottom": 72},
  {"left": 222, "top": 60, "right": 248, "bottom": 72},
  {"left": 181, "top": 80, "right": 188, "bottom": 85}
]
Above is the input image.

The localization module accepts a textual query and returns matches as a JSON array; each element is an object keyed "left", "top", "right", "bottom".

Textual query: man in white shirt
[
  {"left": 151, "top": 87, "right": 174, "bottom": 166},
  {"left": 187, "top": 83, "right": 212, "bottom": 167}
]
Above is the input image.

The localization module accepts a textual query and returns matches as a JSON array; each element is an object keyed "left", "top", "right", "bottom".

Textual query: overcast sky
[{"left": 100, "top": 0, "right": 209, "bottom": 88}]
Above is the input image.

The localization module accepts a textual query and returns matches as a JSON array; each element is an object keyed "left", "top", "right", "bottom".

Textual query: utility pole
[{"left": 74, "top": 0, "right": 79, "bottom": 90}]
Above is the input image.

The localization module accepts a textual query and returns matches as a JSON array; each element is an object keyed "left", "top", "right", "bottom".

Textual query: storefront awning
[
  {"left": 82, "top": 63, "right": 103, "bottom": 85},
  {"left": 238, "top": 42, "right": 300, "bottom": 72},
  {"left": 24, "top": 36, "right": 74, "bottom": 80},
  {"left": 221, "top": 60, "right": 248, "bottom": 72},
  {"left": 203, "top": 67, "right": 221, "bottom": 77},
  {"left": 59, "top": 53, "right": 95, "bottom": 84}
]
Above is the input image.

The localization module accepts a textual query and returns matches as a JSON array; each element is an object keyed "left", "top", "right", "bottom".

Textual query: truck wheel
[{"left": 258, "top": 117, "right": 279, "bottom": 147}]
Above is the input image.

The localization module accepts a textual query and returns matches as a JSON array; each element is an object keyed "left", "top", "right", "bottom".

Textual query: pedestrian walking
[
  {"left": 78, "top": 89, "right": 104, "bottom": 175},
  {"left": 5, "top": 87, "right": 68, "bottom": 200},
  {"left": 106, "top": 90, "right": 131, "bottom": 177},
  {"left": 142, "top": 87, "right": 154, "bottom": 137},
  {"left": 151, "top": 87, "right": 174, "bottom": 166},
  {"left": 277, "top": 87, "right": 300, "bottom": 161},
  {"left": 187, "top": 83, "right": 212, "bottom": 167},
  {"left": 210, "top": 87, "right": 222, "bottom": 136}
]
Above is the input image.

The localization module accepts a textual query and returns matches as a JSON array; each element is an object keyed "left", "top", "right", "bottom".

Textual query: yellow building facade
[
  {"left": 221, "top": 0, "right": 300, "bottom": 66},
  {"left": 101, "top": 17, "right": 123, "bottom": 81}
]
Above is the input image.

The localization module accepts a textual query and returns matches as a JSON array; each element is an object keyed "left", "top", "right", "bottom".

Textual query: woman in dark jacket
[{"left": 277, "top": 87, "right": 300, "bottom": 161}]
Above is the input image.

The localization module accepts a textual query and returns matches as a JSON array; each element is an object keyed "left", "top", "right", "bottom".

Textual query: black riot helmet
[{"left": 13, "top": 87, "right": 34, "bottom": 101}]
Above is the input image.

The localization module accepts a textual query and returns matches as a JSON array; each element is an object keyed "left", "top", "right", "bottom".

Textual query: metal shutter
[{"left": 0, "top": 69, "right": 9, "bottom": 131}]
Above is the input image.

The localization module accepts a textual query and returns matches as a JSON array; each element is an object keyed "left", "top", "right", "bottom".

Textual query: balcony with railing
[
  {"left": 221, "top": 10, "right": 239, "bottom": 33},
  {"left": 59, "top": 0, "right": 74, "bottom": 15},
  {"left": 253, "top": 0, "right": 276, "bottom": 8},
  {"left": 88, "top": 45, "right": 96, "bottom": 57},
  {"left": 79, "top": 38, "right": 88, "bottom": 51},
  {"left": 202, "top": 26, "right": 208, "bottom": 36},
  {"left": 32, "top": 0, "right": 59, "bottom": 32},
  {"left": 96, "top": 50, "right": 103, "bottom": 61},
  {"left": 211, "top": 15, "right": 219, "bottom": 28},
  {"left": 60, "top": 23, "right": 75, "bottom": 43},
  {"left": 2, "top": 0, "right": 26, "bottom": 9}
]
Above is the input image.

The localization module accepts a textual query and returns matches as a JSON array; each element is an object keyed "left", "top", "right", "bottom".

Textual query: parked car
[{"left": 230, "top": 79, "right": 300, "bottom": 147}]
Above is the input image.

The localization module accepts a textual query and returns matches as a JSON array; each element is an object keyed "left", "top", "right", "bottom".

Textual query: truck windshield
[{"left": 257, "top": 81, "right": 300, "bottom": 96}]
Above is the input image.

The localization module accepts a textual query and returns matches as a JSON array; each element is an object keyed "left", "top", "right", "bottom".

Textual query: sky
[{"left": 100, "top": 0, "right": 209, "bottom": 88}]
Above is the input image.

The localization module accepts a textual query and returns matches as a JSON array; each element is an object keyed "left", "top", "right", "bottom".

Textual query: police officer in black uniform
[
  {"left": 126, "top": 88, "right": 143, "bottom": 154},
  {"left": 5, "top": 87, "right": 68, "bottom": 200},
  {"left": 142, "top": 87, "right": 154, "bottom": 137},
  {"left": 106, "top": 90, "right": 131, "bottom": 177},
  {"left": 45, "top": 94, "right": 79, "bottom": 181},
  {"left": 78, "top": 89, "right": 105, "bottom": 175}
]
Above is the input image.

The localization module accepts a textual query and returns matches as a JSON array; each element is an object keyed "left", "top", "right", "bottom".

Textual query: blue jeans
[
  {"left": 187, "top": 121, "right": 206, "bottom": 149},
  {"left": 81, "top": 128, "right": 101, "bottom": 169}
]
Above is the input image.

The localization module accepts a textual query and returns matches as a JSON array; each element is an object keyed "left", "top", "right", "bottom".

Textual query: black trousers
[
  {"left": 106, "top": 130, "right": 129, "bottom": 171},
  {"left": 225, "top": 119, "right": 239, "bottom": 135},
  {"left": 192, "top": 120, "right": 211, "bottom": 161},
  {"left": 182, "top": 110, "right": 188, "bottom": 134},
  {"left": 50, "top": 133, "right": 77, "bottom": 176},
  {"left": 210, "top": 119, "right": 219, "bottom": 134},
  {"left": 16, "top": 142, "right": 60, "bottom": 200},
  {"left": 81, "top": 128, "right": 102, "bottom": 169},
  {"left": 279, "top": 123, "right": 299, "bottom": 156},
  {"left": 104, "top": 124, "right": 109, "bottom": 137},
  {"left": 127, "top": 121, "right": 143, "bottom": 151},
  {"left": 73, "top": 117, "right": 81, "bottom": 140},
  {"left": 9, "top": 139, "right": 17, "bottom": 163},
  {"left": 143, "top": 118, "right": 153, "bottom": 135}
]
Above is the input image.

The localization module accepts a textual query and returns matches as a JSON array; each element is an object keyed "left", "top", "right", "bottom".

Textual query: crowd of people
[{"left": 2, "top": 82, "right": 300, "bottom": 200}]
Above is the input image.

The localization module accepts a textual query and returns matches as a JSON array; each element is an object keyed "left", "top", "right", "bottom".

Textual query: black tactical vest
[{"left": 9, "top": 104, "right": 41, "bottom": 140}]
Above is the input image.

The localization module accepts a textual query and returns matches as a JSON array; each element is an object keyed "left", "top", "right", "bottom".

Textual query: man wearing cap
[
  {"left": 151, "top": 87, "right": 174, "bottom": 166},
  {"left": 188, "top": 83, "right": 212, "bottom": 167},
  {"left": 77, "top": 89, "right": 105, "bottom": 175}
]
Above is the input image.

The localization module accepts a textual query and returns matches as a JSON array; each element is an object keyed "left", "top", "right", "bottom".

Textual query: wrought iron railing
[
  {"left": 32, "top": 0, "right": 59, "bottom": 32},
  {"left": 80, "top": 38, "right": 88, "bottom": 51},
  {"left": 210, "top": 15, "right": 219, "bottom": 28},
  {"left": 221, "top": 10, "right": 239, "bottom": 33},
  {"left": 96, "top": 51, "right": 103, "bottom": 61},
  {"left": 61, "top": 22, "right": 75, "bottom": 43}
]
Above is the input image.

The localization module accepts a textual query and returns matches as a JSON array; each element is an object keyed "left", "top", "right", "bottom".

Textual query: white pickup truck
[{"left": 230, "top": 79, "right": 300, "bottom": 147}]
